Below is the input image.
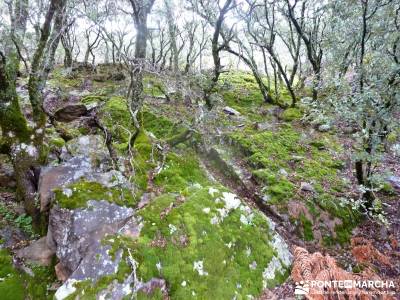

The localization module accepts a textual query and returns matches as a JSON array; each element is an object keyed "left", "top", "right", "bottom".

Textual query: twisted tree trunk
[{"left": 0, "top": 0, "right": 67, "bottom": 231}]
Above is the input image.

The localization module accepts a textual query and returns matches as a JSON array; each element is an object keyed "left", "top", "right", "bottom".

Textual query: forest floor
[{"left": 0, "top": 65, "right": 399, "bottom": 299}]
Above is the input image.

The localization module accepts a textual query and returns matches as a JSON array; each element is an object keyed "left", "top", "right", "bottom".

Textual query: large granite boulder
[
  {"left": 50, "top": 200, "right": 142, "bottom": 300},
  {"left": 47, "top": 200, "right": 135, "bottom": 277},
  {"left": 38, "top": 135, "right": 127, "bottom": 212}
]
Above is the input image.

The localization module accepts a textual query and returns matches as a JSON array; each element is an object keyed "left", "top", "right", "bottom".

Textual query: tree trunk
[
  {"left": 1, "top": 0, "right": 66, "bottom": 231},
  {"left": 127, "top": 0, "right": 156, "bottom": 140},
  {"left": 64, "top": 47, "right": 73, "bottom": 68}
]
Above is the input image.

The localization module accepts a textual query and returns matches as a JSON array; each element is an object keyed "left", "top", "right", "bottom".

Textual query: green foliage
[{"left": 0, "top": 204, "right": 34, "bottom": 237}]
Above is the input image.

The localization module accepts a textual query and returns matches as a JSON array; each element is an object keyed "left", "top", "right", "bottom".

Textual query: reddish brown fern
[{"left": 351, "top": 237, "right": 391, "bottom": 266}]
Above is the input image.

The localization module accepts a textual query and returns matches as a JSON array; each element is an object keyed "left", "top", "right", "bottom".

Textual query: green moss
[
  {"left": 229, "top": 124, "right": 359, "bottom": 242},
  {"left": 0, "top": 249, "right": 56, "bottom": 299},
  {"left": 131, "top": 131, "right": 157, "bottom": 192},
  {"left": 0, "top": 94, "right": 32, "bottom": 144},
  {"left": 281, "top": 108, "right": 302, "bottom": 121},
  {"left": 299, "top": 214, "right": 314, "bottom": 241},
  {"left": 49, "top": 137, "right": 65, "bottom": 148},
  {"left": 81, "top": 95, "right": 108, "bottom": 104},
  {"left": 143, "top": 76, "right": 167, "bottom": 97},
  {"left": 154, "top": 151, "right": 209, "bottom": 193},
  {"left": 129, "top": 187, "right": 286, "bottom": 299},
  {"left": 380, "top": 182, "right": 395, "bottom": 195},
  {"left": 141, "top": 110, "right": 180, "bottom": 140},
  {"left": 72, "top": 152, "right": 290, "bottom": 299},
  {"left": 49, "top": 67, "right": 81, "bottom": 89},
  {"left": 54, "top": 180, "right": 137, "bottom": 209},
  {"left": 253, "top": 169, "right": 295, "bottom": 204}
]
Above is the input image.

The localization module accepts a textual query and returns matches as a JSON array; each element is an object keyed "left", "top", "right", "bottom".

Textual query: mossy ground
[
  {"left": 228, "top": 122, "right": 359, "bottom": 244},
  {"left": 109, "top": 155, "right": 287, "bottom": 299},
  {"left": 68, "top": 150, "right": 289, "bottom": 299},
  {"left": 0, "top": 249, "right": 56, "bottom": 300},
  {"left": 2, "top": 69, "right": 368, "bottom": 298}
]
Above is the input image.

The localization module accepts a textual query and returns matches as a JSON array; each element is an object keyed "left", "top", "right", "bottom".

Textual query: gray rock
[
  {"left": 81, "top": 78, "right": 93, "bottom": 90},
  {"left": 222, "top": 106, "right": 241, "bottom": 116},
  {"left": 291, "top": 155, "right": 304, "bottom": 162},
  {"left": 342, "top": 126, "right": 358, "bottom": 134},
  {"left": 254, "top": 122, "right": 275, "bottom": 131},
  {"left": 39, "top": 135, "right": 129, "bottom": 212},
  {"left": 300, "top": 182, "right": 315, "bottom": 193},
  {"left": 43, "top": 90, "right": 61, "bottom": 115},
  {"left": 66, "top": 135, "right": 109, "bottom": 166},
  {"left": 386, "top": 176, "right": 400, "bottom": 191},
  {"left": 0, "top": 226, "right": 28, "bottom": 249},
  {"left": 54, "top": 104, "right": 88, "bottom": 123},
  {"left": 16, "top": 237, "right": 55, "bottom": 266},
  {"left": 278, "top": 168, "right": 289, "bottom": 177},
  {"left": 50, "top": 200, "right": 141, "bottom": 300},
  {"left": 391, "top": 144, "right": 400, "bottom": 157},
  {"left": 68, "top": 89, "right": 91, "bottom": 98},
  {"left": 0, "top": 155, "right": 15, "bottom": 188},
  {"left": 38, "top": 156, "right": 92, "bottom": 212},
  {"left": 317, "top": 124, "right": 331, "bottom": 132},
  {"left": 47, "top": 200, "right": 136, "bottom": 277}
]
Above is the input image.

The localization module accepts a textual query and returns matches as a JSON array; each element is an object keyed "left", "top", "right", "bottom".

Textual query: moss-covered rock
[
  {"left": 60, "top": 147, "right": 291, "bottom": 299},
  {"left": 280, "top": 108, "right": 302, "bottom": 121},
  {"left": 54, "top": 180, "right": 137, "bottom": 209}
]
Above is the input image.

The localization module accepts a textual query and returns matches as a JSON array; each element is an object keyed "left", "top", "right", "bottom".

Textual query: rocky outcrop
[
  {"left": 49, "top": 200, "right": 143, "bottom": 300},
  {"left": 38, "top": 135, "right": 126, "bottom": 212},
  {"left": 47, "top": 200, "right": 136, "bottom": 278},
  {"left": 35, "top": 132, "right": 143, "bottom": 299}
]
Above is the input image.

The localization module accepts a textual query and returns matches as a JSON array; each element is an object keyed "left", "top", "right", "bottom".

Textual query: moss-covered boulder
[{"left": 49, "top": 200, "right": 140, "bottom": 300}]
